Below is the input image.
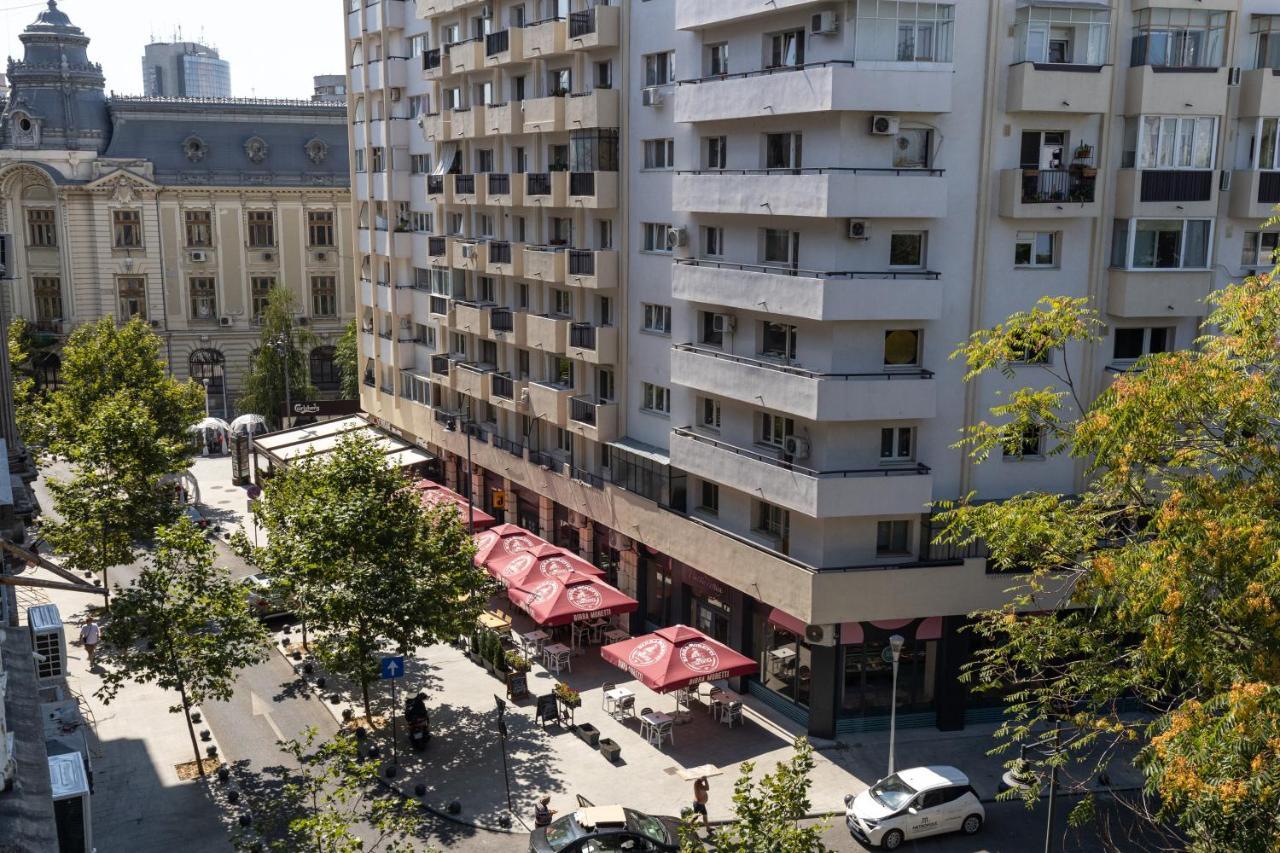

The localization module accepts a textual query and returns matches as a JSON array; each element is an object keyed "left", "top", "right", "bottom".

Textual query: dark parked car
[{"left": 529, "top": 804, "right": 681, "bottom": 852}]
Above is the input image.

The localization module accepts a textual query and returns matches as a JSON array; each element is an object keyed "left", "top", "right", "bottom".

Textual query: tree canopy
[
  {"left": 335, "top": 318, "right": 359, "bottom": 400},
  {"left": 938, "top": 278, "right": 1280, "bottom": 850},
  {"left": 237, "top": 287, "right": 317, "bottom": 428}
]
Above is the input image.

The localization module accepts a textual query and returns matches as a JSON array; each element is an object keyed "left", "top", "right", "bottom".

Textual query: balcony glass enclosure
[
  {"left": 853, "top": 0, "right": 955, "bottom": 63},
  {"left": 1130, "top": 9, "right": 1227, "bottom": 68},
  {"left": 1012, "top": 4, "right": 1109, "bottom": 66}
]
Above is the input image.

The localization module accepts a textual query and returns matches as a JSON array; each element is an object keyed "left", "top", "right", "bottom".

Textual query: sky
[{"left": 0, "top": 0, "right": 347, "bottom": 100}]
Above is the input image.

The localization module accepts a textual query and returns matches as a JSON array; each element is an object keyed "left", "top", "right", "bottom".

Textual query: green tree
[
  {"left": 335, "top": 318, "right": 359, "bottom": 400},
  {"left": 681, "top": 737, "right": 828, "bottom": 852},
  {"left": 246, "top": 433, "right": 495, "bottom": 721},
  {"left": 7, "top": 317, "right": 38, "bottom": 446},
  {"left": 96, "top": 520, "right": 269, "bottom": 776},
  {"left": 936, "top": 282, "right": 1280, "bottom": 850},
  {"left": 233, "top": 727, "right": 424, "bottom": 852},
  {"left": 238, "top": 287, "right": 317, "bottom": 429}
]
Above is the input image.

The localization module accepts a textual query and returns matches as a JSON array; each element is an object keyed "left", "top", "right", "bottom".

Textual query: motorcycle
[{"left": 404, "top": 693, "right": 430, "bottom": 752}]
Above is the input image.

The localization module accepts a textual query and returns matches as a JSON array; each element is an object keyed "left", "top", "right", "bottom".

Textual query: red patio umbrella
[
  {"left": 413, "top": 480, "right": 496, "bottom": 529},
  {"left": 472, "top": 523, "right": 547, "bottom": 569},
  {"left": 507, "top": 570, "right": 638, "bottom": 626},
  {"left": 487, "top": 543, "right": 604, "bottom": 587},
  {"left": 600, "top": 625, "right": 757, "bottom": 693}
]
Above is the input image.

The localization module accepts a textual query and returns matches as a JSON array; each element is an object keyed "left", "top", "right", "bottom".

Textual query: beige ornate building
[{"left": 0, "top": 2, "right": 353, "bottom": 417}]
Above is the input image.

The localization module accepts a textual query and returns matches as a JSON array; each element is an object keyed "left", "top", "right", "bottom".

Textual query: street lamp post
[
  {"left": 201, "top": 378, "right": 211, "bottom": 417},
  {"left": 272, "top": 334, "right": 292, "bottom": 429},
  {"left": 887, "top": 633, "right": 905, "bottom": 776}
]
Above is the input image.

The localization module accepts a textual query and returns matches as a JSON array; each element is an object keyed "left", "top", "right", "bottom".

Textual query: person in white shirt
[{"left": 79, "top": 616, "right": 100, "bottom": 666}]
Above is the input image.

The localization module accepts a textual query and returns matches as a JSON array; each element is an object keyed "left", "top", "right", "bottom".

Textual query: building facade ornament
[
  {"left": 243, "top": 136, "right": 269, "bottom": 164},
  {"left": 182, "top": 135, "right": 208, "bottom": 162},
  {"left": 305, "top": 137, "right": 329, "bottom": 165}
]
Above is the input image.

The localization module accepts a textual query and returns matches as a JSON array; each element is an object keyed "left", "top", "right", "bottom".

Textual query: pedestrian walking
[
  {"left": 79, "top": 616, "right": 100, "bottom": 667},
  {"left": 534, "top": 795, "right": 556, "bottom": 827},
  {"left": 692, "top": 776, "right": 711, "bottom": 834}
]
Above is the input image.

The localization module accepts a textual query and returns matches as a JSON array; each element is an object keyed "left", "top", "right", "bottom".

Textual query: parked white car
[{"left": 845, "top": 765, "right": 984, "bottom": 850}]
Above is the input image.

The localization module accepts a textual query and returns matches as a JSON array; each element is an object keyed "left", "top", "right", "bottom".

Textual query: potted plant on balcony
[
  {"left": 1072, "top": 143, "right": 1093, "bottom": 162},
  {"left": 554, "top": 681, "right": 581, "bottom": 725}
]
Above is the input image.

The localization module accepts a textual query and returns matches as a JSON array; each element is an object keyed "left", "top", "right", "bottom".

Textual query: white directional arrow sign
[{"left": 250, "top": 690, "right": 285, "bottom": 742}]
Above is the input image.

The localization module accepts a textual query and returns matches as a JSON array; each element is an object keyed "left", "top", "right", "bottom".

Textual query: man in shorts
[
  {"left": 79, "top": 615, "right": 100, "bottom": 667},
  {"left": 692, "top": 776, "right": 711, "bottom": 834}
]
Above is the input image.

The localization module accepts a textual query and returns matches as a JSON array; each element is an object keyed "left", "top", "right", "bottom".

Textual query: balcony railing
[
  {"left": 569, "top": 172, "right": 596, "bottom": 196},
  {"left": 568, "top": 249, "right": 596, "bottom": 275},
  {"left": 672, "top": 343, "right": 935, "bottom": 381},
  {"left": 424, "top": 48, "right": 441, "bottom": 70},
  {"left": 570, "top": 395, "right": 603, "bottom": 425},
  {"left": 489, "top": 240, "right": 513, "bottom": 263},
  {"left": 1139, "top": 170, "right": 1213, "bottom": 203},
  {"left": 1260, "top": 171, "right": 1280, "bottom": 205},
  {"left": 568, "top": 8, "right": 598, "bottom": 38},
  {"left": 527, "top": 172, "right": 552, "bottom": 195},
  {"left": 1019, "top": 169, "right": 1096, "bottom": 204},
  {"left": 427, "top": 236, "right": 447, "bottom": 256},
  {"left": 485, "top": 30, "right": 510, "bottom": 56},
  {"left": 491, "top": 372, "right": 515, "bottom": 399},
  {"left": 571, "top": 466, "right": 604, "bottom": 489},
  {"left": 569, "top": 323, "right": 599, "bottom": 350},
  {"left": 675, "top": 59, "right": 856, "bottom": 87},
  {"left": 487, "top": 173, "right": 511, "bottom": 195},
  {"left": 529, "top": 449, "right": 563, "bottom": 472},
  {"left": 430, "top": 355, "right": 451, "bottom": 376},
  {"left": 674, "top": 426, "right": 931, "bottom": 480},
  {"left": 427, "top": 175, "right": 445, "bottom": 195},
  {"left": 455, "top": 174, "right": 476, "bottom": 194},
  {"left": 429, "top": 295, "right": 449, "bottom": 315},
  {"left": 490, "top": 307, "right": 514, "bottom": 332},
  {"left": 673, "top": 258, "right": 941, "bottom": 279},
  {"left": 675, "top": 166, "right": 945, "bottom": 177},
  {"left": 433, "top": 408, "right": 457, "bottom": 426},
  {"left": 493, "top": 433, "right": 524, "bottom": 457}
]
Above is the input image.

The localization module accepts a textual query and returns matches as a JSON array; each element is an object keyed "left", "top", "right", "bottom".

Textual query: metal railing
[
  {"left": 571, "top": 466, "right": 604, "bottom": 488},
  {"left": 568, "top": 8, "right": 598, "bottom": 38},
  {"left": 491, "top": 373, "right": 515, "bottom": 399},
  {"left": 490, "top": 308, "right": 515, "bottom": 332},
  {"left": 427, "top": 236, "right": 447, "bottom": 256},
  {"left": 424, "top": 48, "right": 441, "bottom": 70},
  {"left": 529, "top": 449, "right": 562, "bottom": 471},
  {"left": 676, "top": 59, "right": 856, "bottom": 86},
  {"left": 672, "top": 258, "right": 940, "bottom": 280},
  {"left": 527, "top": 172, "right": 552, "bottom": 195},
  {"left": 1259, "top": 171, "right": 1280, "bottom": 204},
  {"left": 1018, "top": 169, "right": 1096, "bottom": 204},
  {"left": 454, "top": 173, "right": 476, "bottom": 194},
  {"left": 488, "top": 240, "right": 512, "bottom": 263},
  {"left": 671, "top": 343, "right": 934, "bottom": 381},
  {"left": 672, "top": 426, "right": 930, "bottom": 479},
  {"left": 569, "top": 172, "right": 596, "bottom": 196},
  {"left": 569, "top": 323, "right": 598, "bottom": 349},
  {"left": 430, "top": 355, "right": 451, "bottom": 376},
  {"left": 493, "top": 434, "right": 524, "bottom": 458},
  {"left": 570, "top": 395, "right": 599, "bottom": 425},
  {"left": 568, "top": 249, "right": 596, "bottom": 275},
  {"left": 675, "top": 166, "right": 945, "bottom": 177},
  {"left": 429, "top": 295, "right": 449, "bottom": 315},
  {"left": 426, "top": 175, "right": 445, "bottom": 195},
  {"left": 485, "top": 30, "right": 510, "bottom": 56},
  {"left": 487, "top": 173, "right": 511, "bottom": 195},
  {"left": 1139, "top": 169, "right": 1213, "bottom": 203}
]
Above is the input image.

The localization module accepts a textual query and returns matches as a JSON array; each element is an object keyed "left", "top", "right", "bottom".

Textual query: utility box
[
  {"left": 49, "top": 750, "right": 92, "bottom": 852},
  {"left": 28, "top": 604, "right": 66, "bottom": 682}
]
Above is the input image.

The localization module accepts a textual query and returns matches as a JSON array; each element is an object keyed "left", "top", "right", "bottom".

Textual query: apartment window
[
  {"left": 596, "top": 60, "right": 612, "bottom": 89},
  {"left": 876, "top": 520, "right": 912, "bottom": 556},
  {"left": 1254, "top": 15, "right": 1280, "bottom": 69},
  {"left": 33, "top": 277, "right": 62, "bottom": 322},
  {"left": 1130, "top": 9, "right": 1227, "bottom": 69},
  {"left": 893, "top": 128, "right": 931, "bottom": 169},
  {"left": 1009, "top": 330, "right": 1053, "bottom": 365},
  {"left": 1137, "top": 116, "right": 1217, "bottom": 170},
  {"left": 116, "top": 276, "right": 146, "bottom": 319},
  {"left": 1005, "top": 425, "right": 1045, "bottom": 459},
  {"left": 755, "top": 501, "right": 790, "bottom": 541},
  {"left": 765, "top": 132, "right": 802, "bottom": 170},
  {"left": 478, "top": 276, "right": 497, "bottom": 304},
  {"left": 448, "top": 213, "right": 463, "bottom": 235},
  {"left": 1112, "top": 219, "right": 1211, "bottom": 269},
  {"left": 113, "top": 209, "right": 143, "bottom": 248},
  {"left": 641, "top": 382, "right": 670, "bottom": 415},
  {"left": 517, "top": 349, "right": 531, "bottom": 379},
  {"left": 553, "top": 356, "right": 575, "bottom": 387},
  {"left": 476, "top": 149, "right": 495, "bottom": 173},
  {"left": 642, "top": 222, "right": 671, "bottom": 253},
  {"left": 643, "top": 138, "right": 675, "bottom": 169},
  {"left": 554, "top": 427, "right": 573, "bottom": 454},
  {"left": 251, "top": 276, "right": 275, "bottom": 321},
  {"left": 184, "top": 210, "right": 212, "bottom": 247},
  {"left": 698, "top": 480, "right": 720, "bottom": 515},
  {"left": 598, "top": 220, "right": 613, "bottom": 249},
  {"left": 699, "top": 397, "right": 721, "bottom": 432},
  {"left": 311, "top": 275, "right": 337, "bottom": 317},
  {"left": 410, "top": 153, "right": 430, "bottom": 174},
  {"left": 855, "top": 0, "right": 955, "bottom": 63},
  {"left": 1015, "top": 231, "right": 1057, "bottom": 267},
  {"left": 1013, "top": 5, "right": 1109, "bottom": 65},
  {"left": 702, "top": 226, "right": 725, "bottom": 258},
  {"left": 761, "top": 228, "right": 798, "bottom": 267},
  {"left": 371, "top": 146, "right": 386, "bottom": 173},
  {"left": 761, "top": 322, "right": 797, "bottom": 361},
  {"left": 700, "top": 312, "right": 726, "bottom": 347},
  {"left": 412, "top": 212, "right": 432, "bottom": 233},
  {"left": 643, "top": 51, "right": 674, "bottom": 87},
  {"left": 308, "top": 211, "right": 335, "bottom": 247},
  {"left": 247, "top": 211, "right": 275, "bottom": 248},
  {"left": 1113, "top": 327, "right": 1172, "bottom": 361},
  {"left": 884, "top": 329, "right": 921, "bottom": 367},
  {"left": 598, "top": 367, "right": 615, "bottom": 401},
  {"left": 889, "top": 232, "right": 925, "bottom": 268},
  {"left": 758, "top": 412, "right": 794, "bottom": 448},
  {"left": 410, "top": 33, "right": 429, "bottom": 57},
  {"left": 17, "top": 209, "right": 59, "bottom": 254},
  {"left": 705, "top": 136, "right": 727, "bottom": 170},
  {"left": 189, "top": 277, "right": 216, "bottom": 321},
  {"left": 706, "top": 42, "right": 728, "bottom": 76},
  {"left": 1243, "top": 231, "right": 1280, "bottom": 268},
  {"left": 642, "top": 303, "right": 671, "bottom": 334},
  {"left": 354, "top": 149, "right": 366, "bottom": 173},
  {"left": 548, "top": 67, "right": 570, "bottom": 96},
  {"left": 880, "top": 427, "right": 914, "bottom": 460},
  {"left": 767, "top": 29, "right": 805, "bottom": 68},
  {"left": 551, "top": 289, "right": 572, "bottom": 316},
  {"left": 517, "top": 283, "right": 530, "bottom": 310},
  {"left": 478, "top": 214, "right": 495, "bottom": 238}
]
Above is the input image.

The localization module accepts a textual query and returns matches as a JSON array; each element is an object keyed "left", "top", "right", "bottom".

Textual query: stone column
[{"left": 538, "top": 494, "right": 554, "bottom": 541}]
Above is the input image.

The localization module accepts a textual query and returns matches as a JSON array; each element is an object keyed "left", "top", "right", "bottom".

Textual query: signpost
[
  {"left": 380, "top": 656, "right": 405, "bottom": 766},
  {"left": 494, "top": 695, "right": 514, "bottom": 817}
]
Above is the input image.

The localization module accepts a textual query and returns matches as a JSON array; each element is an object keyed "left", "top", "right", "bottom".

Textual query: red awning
[
  {"left": 413, "top": 480, "right": 496, "bottom": 529},
  {"left": 488, "top": 543, "right": 604, "bottom": 588},
  {"left": 600, "top": 624, "right": 757, "bottom": 693},
  {"left": 507, "top": 570, "right": 638, "bottom": 627},
  {"left": 767, "top": 607, "right": 807, "bottom": 636},
  {"left": 472, "top": 523, "right": 547, "bottom": 569}
]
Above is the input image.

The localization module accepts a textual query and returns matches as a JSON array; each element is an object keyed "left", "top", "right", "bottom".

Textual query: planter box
[
  {"left": 599, "top": 738, "right": 621, "bottom": 763},
  {"left": 575, "top": 723, "right": 600, "bottom": 748}
]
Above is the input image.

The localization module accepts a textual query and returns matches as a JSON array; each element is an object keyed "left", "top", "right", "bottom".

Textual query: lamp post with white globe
[{"left": 887, "top": 633, "right": 905, "bottom": 776}]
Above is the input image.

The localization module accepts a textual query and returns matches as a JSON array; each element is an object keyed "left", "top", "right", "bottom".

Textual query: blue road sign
[{"left": 380, "top": 656, "right": 405, "bottom": 680}]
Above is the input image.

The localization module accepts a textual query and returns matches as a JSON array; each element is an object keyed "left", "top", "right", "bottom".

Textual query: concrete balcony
[
  {"left": 450, "top": 106, "right": 485, "bottom": 140},
  {"left": 671, "top": 260, "right": 942, "bottom": 321},
  {"left": 489, "top": 307, "right": 527, "bottom": 347},
  {"left": 1005, "top": 62, "right": 1113, "bottom": 114},
  {"left": 357, "top": 227, "right": 372, "bottom": 254},
  {"left": 484, "top": 239, "right": 524, "bottom": 277},
  {"left": 486, "top": 172, "right": 525, "bottom": 207},
  {"left": 568, "top": 172, "right": 617, "bottom": 208},
  {"left": 424, "top": 236, "right": 452, "bottom": 269},
  {"left": 484, "top": 28, "right": 524, "bottom": 67},
  {"left": 452, "top": 362, "right": 492, "bottom": 400},
  {"left": 489, "top": 373, "right": 528, "bottom": 413},
  {"left": 567, "top": 89, "right": 620, "bottom": 129},
  {"left": 998, "top": 169, "right": 1100, "bottom": 219},
  {"left": 484, "top": 101, "right": 521, "bottom": 135},
  {"left": 673, "top": 169, "right": 947, "bottom": 219},
  {"left": 423, "top": 49, "right": 444, "bottom": 81},
  {"left": 567, "top": 395, "right": 619, "bottom": 443},
  {"left": 1239, "top": 68, "right": 1280, "bottom": 117},
  {"left": 526, "top": 313, "right": 570, "bottom": 353},
  {"left": 352, "top": 122, "right": 368, "bottom": 153},
  {"left": 669, "top": 428, "right": 933, "bottom": 520},
  {"left": 449, "top": 237, "right": 486, "bottom": 270},
  {"left": 566, "top": 249, "right": 618, "bottom": 289},
  {"left": 451, "top": 173, "right": 487, "bottom": 205},
  {"left": 453, "top": 300, "right": 495, "bottom": 337},
  {"left": 566, "top": 324, "right": 618, "bottom": 364},
  {"left": 1113, "top": 169, "right": 1218, "bottom": 219},
  {"left": 429, "top": 354, "right": 456, "bottom": 389},
  {"left": 350, "top": 65, "right": 365, "bottom": 93},
  {"left": 526, "top": 379, "right": 573, "bottom": 424},
  {"left": 371, "top": 173, "right": 410, "bottom": 203},
  {"left": 374, "top": 282, "right": 393, "bottom": 312},
  {"left": 567, "top": 6, "right": 619, "bottom": 52},
  {"left": 523, "top": 95, "right": 566, "bottom": 134},
  {"left": 347, "top": 9, "right": 362, "bottom": 40},
  {"left": 525, "top": 171, "right": 569, "bottom": 207},
  {"left": 673, "top": 62, "right": 951, "bottom": 123},
  {"left": 422, "top": 111, "right": 450, "bottom": 142},
  {"left": 365, "top": 0, "right": 405, "bottom": 30},
  {"left": 675, "top": 0, "right": 824, "bottom": 29},
  {"left": 1229, "top": 170, "right": 1280, "bottom": 221},
  {"left": 359, "top": 278, "right": 374, "bottom": 307},
  {"left": 523, "top": 17, "right": 567, "bottom": 58},
  {"left": 448, "top": 38, "right": 486, "bottom": 75},
  {"left": 378, "top": 334, "right": 413, "bottom": 369},
  {"left": 426, "top": 174, "right": 453, "bottom": 205},
  {"left": 1107, "top": 268, "right": 1213, "bottom": 318},
  {"left": 354, "top": 171, "right": 369, "bottom": 199},
  {"left": 522, "top": 245, "right": 567, "bottom": 282},
  {"left": 670, "top": 345, "right": 937, "bottom": 422},
  {"left": 369, "top": 118, "right": 410, "bottom": 149},
  {"left": 1124, "top": 65, "right": 1228, "bottom": 116},
  {"left": 366, "top": 58, "right": 407, "bottom": 90}
]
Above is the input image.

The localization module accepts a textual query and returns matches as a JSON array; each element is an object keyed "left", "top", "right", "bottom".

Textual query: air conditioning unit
[
  {"left": 783, "top": 434, "right": 810, "bottom": 460},
  {"left": 665, "top": 226, "right": 687, "bottom": 250},
  {"left": 518, "top": 388, "right": 530, "bottom": 407},
  {"left": 642, "top": 87, "right": 664, "bottom": 108},
  {"left": 391, "top": 87, "right": 403, "bottom": 102},
  {"left": 710, "top": 313, "right": 735, "bottom": 334},
  {"left": 810, "top": 11, "right": 838, "bottom": 35},
  {"left": 870, "top": 115, "right": 899, "bottom": 136},
  {"left": 27, "top": 604, "right": 66, "bottom": 682},
  {"left": 1229, "top": 66, "right": 1242, "bottom": 86},
  {"left": 219, "top": 316, "right": 233, "bottom": 327},
  {"left": 461, "top": 243, "right": 476, "bottom": 259},
  {"left": 847, "top": 219, "right": 870, "bottom": 240},
  {"left": 804, "top": 623, "right": 837, "bottom": 647},
  {"left": 189, "top": 250, "right": 207, "bottom": 262}
]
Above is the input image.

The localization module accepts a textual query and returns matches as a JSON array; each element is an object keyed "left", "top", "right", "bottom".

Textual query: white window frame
[
  {"left": 1242, "top": 230, "right": 1280, "bottom": 268},
  {"left": 1136, "top": 115, "right": 1218, "bottom": 170},
  {"left": 642, "top": 138, "right": 675, "bottom": 170},
  {"left": 698, "top": 397, "right": 721, "bottom": 432},
  {"left": 1014, "top": 231, "right": 1058, "bottom": 268},
  {"left": 641, "top": 303, "right": 671, "bottom": 334},
  {"left": 889, "top": 231, "right": 926, "bottom": 269},
  {"left": 641, "top": 381, "right": 670, "bottom": 415},
  {"left": 880, "top": 426, "right": 914, "bottom": 462},
  {"left": 854, "top": 0, "right": 955, "bottom": 63},
  {"left": 642, "top": 222, "right": 671, "bottom": 253},
  {"left": 757, "top": 411, "right": 794, "bottom": 449},
  {"left": 702, "top": 226, "right": 725, "bottom": 259},
  {"left": 876, "top": 519, "right": 913, "bottom": 556},
  {"left": 1115, "top": 218, "right": 1213, "bottom": 270},
  {"left": 643, "top": 51, "right": 675, "bottom": 87},
  {"left": 1112, "top": 326, "right": 1173, "bottom": 363}
]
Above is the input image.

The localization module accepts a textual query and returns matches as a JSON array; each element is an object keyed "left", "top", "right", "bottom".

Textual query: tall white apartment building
[{"left": 345, "top": 0, "right": 1274, "bottom": 736}]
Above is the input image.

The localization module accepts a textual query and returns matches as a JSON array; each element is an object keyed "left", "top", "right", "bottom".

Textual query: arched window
[
  {"left": 189, "top": 348, "right": 227, "bottom": 417},
  {"left": 310, "top": 346, "right": 340, "bottom": 392},
  {"left": 33, "top": 351, "right": 60, "bottom": 392}
]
